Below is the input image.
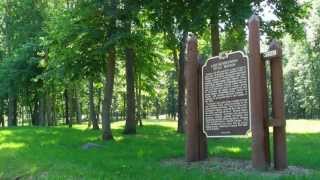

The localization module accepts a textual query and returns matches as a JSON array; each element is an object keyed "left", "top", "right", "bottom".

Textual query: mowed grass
[{"left": 0, "top": 119, "right": 320, "bottom": 179}]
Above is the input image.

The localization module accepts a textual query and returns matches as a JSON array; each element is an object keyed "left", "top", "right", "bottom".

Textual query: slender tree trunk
[
  {"left": 46, "top": 92, "right": 54, "bottom": 126},
  {"left": 177, "top": 31, "right": 188, "bottom": 133},
  {"left": 89, "top": 79, "right": 99, "bottom": 129},
  {"left": 123, "top": 17, "right": 136, "bottom": 134},
  {"left": 39, "top": 92, "right": 46, "bottom": 126},
  {"left": 96, "top": 88, "right": 101, "bottom": 123},
  {"left": 0, "top": 99, "right": 4, "bottom": 127},
  {"left": 138, "top": 74, "right": 143, "bottom": 126},
  {"left": 69, "top": 88, "right": 74, "bottom": 128},
  {"left": 8, "top": 93, "right": 17, "bottom": 127},
  {"left": 102, "top": 47, "right": 116, "bottom": 140},
  {"left": 123, "top": 92, "right": 126, "bottom": 120},
  {"left": 75, "top": 90, "right": 81, "bottom": 124},
  {"left": 210, "top": 17, "right": 220, "bottom": 57},
  {"left": 64, "top": 89, "right": 71, "bottom": 127},
  {"left": 64, "top": 89, "right": 69, "bottom": 125},
  {"left": 135, "top": 73, "right": 142, "bottom": 126},
  {"left": 31, "top": 97, "right": 39, "bottom": 126},
  {"left": 124, "top": 44, "right": 136, "bottom": 134},
  {"left": 155, "top": 98, "right": 160, "bottom": 119}
]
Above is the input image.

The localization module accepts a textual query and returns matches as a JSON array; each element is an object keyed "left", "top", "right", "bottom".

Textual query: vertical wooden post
[
  {"left": 248, "top": 15, "right": 270, "bottom": 170},
  {"left": 269, "top": 41, "right": 288, "bottom": 170},
  {"left": 198, "top": 57, "right": 208, "bottom": 160},
  {"left": 185, "top": 34, "right": 207, "bottom": 161}
]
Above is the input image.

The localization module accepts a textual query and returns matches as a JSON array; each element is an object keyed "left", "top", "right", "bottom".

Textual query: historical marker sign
[{"left": 202, "top": 51, "right": 250, "bottom": 137}]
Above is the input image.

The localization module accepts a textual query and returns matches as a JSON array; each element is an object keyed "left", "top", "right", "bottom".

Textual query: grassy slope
[{"left": 0, "top": 119, "right": 320, "bottom": 179}]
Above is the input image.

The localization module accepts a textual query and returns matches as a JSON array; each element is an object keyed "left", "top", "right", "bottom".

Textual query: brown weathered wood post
[
  {"left": 198, "top": 56, "right": 208, "bottom": 160},
  {"left": 269, "top": 40, "right": 288, "bottom": 170},
  {"left": 185, "top": 34, "right": 207, "bottom": 161},
  {"left": 248, "top": 15, "right": 270, "bottom": 170}
]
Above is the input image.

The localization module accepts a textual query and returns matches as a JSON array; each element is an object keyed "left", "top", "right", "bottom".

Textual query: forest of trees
[{"left": 0, "top": 0, "right": 319, "bottom": 140}]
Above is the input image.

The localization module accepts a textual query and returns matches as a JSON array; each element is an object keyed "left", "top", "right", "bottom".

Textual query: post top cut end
[
  {"left": 269, "top": 40, "right": 281, "bottom": 50},
  {"left": 187, "top": 32, "right": 197, "bottom": 43},
  {"left": 248, "top": 15, "right": 260, "bottom": 24}
]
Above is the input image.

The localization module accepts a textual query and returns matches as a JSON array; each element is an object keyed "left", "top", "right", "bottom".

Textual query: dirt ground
[{"left": 162, "top": 157, "right": 314, "bottom": 178}]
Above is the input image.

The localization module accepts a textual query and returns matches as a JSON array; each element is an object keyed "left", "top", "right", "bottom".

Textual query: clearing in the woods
[{"left": 1, "top": 120, "right": 320, "bottom": 179}]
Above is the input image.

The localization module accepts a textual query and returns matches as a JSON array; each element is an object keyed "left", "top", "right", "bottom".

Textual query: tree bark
[
  {"left": 75, "top": 89, "right": 82, "bottom": 124},
  {"left": 102, "top": 47, "right": 116, "bottom": 140},
  {"left": 0, "top": 99, "right": 4, "bottom": 127},
  {"left": 46, "top": 92, "right": 54, "bottom": 126},
  {"left": 39, "top": 92, "right": 46, "bottom": 126},
  {"left": 177, "top": 31, "right": 188, "bottom": 133},
  {"left": 138, "top": 74, "right": 142, "bottom": 126},
  {"left": 210, "top": 17, "right": 220, "bottom": 57},
  {"left": 64, "top": 89, "right": 72, "bottom": 128},
  {"left": 31, "top": 96, "right": 39, "bottom": 126},
  {"left": 124, "top": 44, "right": 136, "bottom": 134},
  {"left": 8, "top": 93, "right": 17, "bottom": 127},
  {"left": 89, "top": 79, "right": 99, "bottom": 129},
  {"left": 96, "top": 88, "right": 101, "bottom": 123}
]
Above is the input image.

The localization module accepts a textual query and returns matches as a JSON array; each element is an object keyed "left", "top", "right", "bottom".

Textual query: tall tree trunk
[
  {"left": 0, "top": 99, "right": 4, "bottom": 127},
  {"left": 39, "top": 92, "right": 46, "bottom": 126},
  {"left": 123, "top": 17, "right": 136, "bottom": 134},
  {"left": 177, "top": 31, "right": 188, "bottom": 133},
  {"left": 64, "top": 89, "right": 71, "bottom": 127},
  {"left": 124, "top": 45, "right": 136, "bottom": 134},
  {"left": 135, "top": 73, "right": 142, "bottom": 126},
  {"left": 210, "top": 17, "right": 220, "bottom": 56},
  {"left": 75, "top": 89, "right": 81, "bottom": 124},
  {"left": 69, "top": 88, "right": 74, "bottom": 128},
  {"left": 89, "top": 79, "right": 99, "bottom": 129},
  {"left": 8, "top": 93, "right": 17, "bottom": 127},
  {"left": 31, "top": 97, "right": 39, "bottom": 126},
  {"left": 96, "top": 88, "right": 101, "bottom": 123},
  {"left": 46, "top": 92, "right": 53, "bottom": 126},
  {"left": 102, "top": 47, "right": 116, "bottom": 140},
  {"left": 138, "top": 74, "right": 142, "bottom": 126},
  {"left": 123, "top": 92, "right": 126, "bottom": 120},
  {"left": 155, "top": 98, "right": 160, "bottom": 119}
]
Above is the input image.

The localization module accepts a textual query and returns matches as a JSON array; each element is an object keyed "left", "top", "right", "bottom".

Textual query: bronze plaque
[{"left": 202, "top": 51, "right": 250, "bottom": 137}]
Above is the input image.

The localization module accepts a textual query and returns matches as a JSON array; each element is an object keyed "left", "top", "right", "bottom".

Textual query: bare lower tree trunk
[
  {"left": 31, "top": 96, "right": 39, "bottom": 126},
  {"left": 122, "top": 92, "right": 126, "bottom": 120},
  {"left": 137, "top": 74, "right": 142, "bottom": 126},
  {"left": 39, "top": 92, "right": 46, "bottom": 126},
  {"left": 46, "top": 92, "right": 54, "bottom": 126},
  {"left": 102, "top": 47, "right": 116, "bottom": 140},
  {"left": 124, "top": 44, "right": 136, "bottom": 134},
  {"left": 89, "top": 79, "right": 99, "bottom": 129},
  {"left": 0, "top": 99, "right": 4, "bottom": 127},
  {"left": 210, "top": 17, "right": 220, "bottom": 57},
  {"left": 64, "top": 89, "right": 70, "bottom": 126},
  {"left": 177, "top": 31, "right": 188, "bottom": 133},
  {"left": 8, "top": 94, "right": 17, "bottom": 127},
  {"left": 96, "top": 88, "right": 101, "bottom": 124},
  {"left": 155, "top": 98, "right": 160, "bottom": 119},
  {"left": 75, "top": 89, "right": 81, "bottom": 124}
]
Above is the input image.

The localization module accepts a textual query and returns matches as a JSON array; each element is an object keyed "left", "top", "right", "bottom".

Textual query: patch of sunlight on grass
[
  {"left": 111, "top": 121, "right": 125, "bottom": 129},
  {"left": 0, "top": 142, "right": 25, "bottom": 150},
  {"left": 72, "top": 125, "right": 88, "bottom": 130},
  {"left": 215, "top": 146, "right": 242, "bottom": 153},
  {"left": 285, "top": 119, "right": 320, "bottom": 134},
  {"left": 114, "top": 136, "right": 124, "bottom": 141},
  {"left": 59, "top": 119, "right": 177, "bottom": 131},
  {"left": 0, "top": 130, "right": 13, "bottom": 135}
]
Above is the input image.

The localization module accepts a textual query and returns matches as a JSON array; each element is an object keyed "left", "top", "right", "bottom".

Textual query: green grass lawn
[{"left": 1, "top": 119, "right": 320, "bottom": 179}]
